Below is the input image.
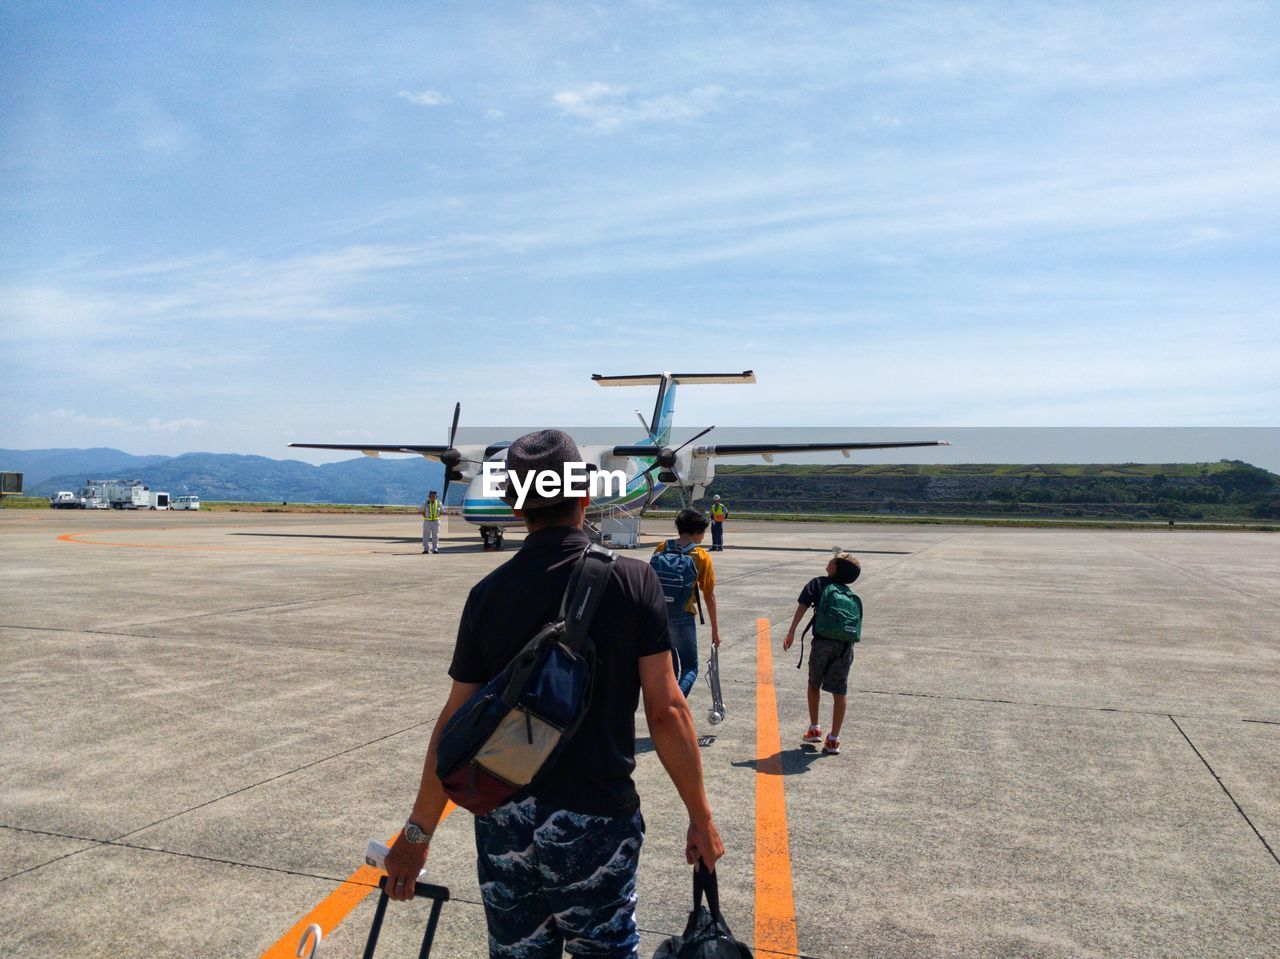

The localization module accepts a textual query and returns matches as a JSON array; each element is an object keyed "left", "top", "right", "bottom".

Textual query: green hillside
[{"left": 667, "top": 460, "right": 1280, "bottom": 522}]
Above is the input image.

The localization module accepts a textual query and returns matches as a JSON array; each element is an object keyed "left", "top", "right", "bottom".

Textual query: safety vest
[
  {"left": 426, "top": 499, "right": 441, "bottom": 520},
  {"left": 710, "top": 503, "right": 727, "bottom": 521}
]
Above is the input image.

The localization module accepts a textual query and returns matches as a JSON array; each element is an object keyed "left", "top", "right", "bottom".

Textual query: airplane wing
[
  {"left": 609, "top": 440, "right": 950, "bottom": 459},
  {"left": 693, "top": 440, "right": 950, "bottom": 458},
  {"left": 288, "top": 443, "right": 486, "bottom": 463}
]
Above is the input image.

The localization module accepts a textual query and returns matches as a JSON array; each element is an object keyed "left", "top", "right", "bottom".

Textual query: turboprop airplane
[{"left": 291, "top": 371, "right": 949, "bottom": 549}]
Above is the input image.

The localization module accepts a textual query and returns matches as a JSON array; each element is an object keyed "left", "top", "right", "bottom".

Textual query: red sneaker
[
  {"left": 822, "top": 734, "right": 841, "bottom": 755},
  {"left": 802, "top": 724, "right": 823, "bottom": 744}
]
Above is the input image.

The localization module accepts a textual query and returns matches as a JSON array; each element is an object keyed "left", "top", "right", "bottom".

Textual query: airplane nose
[{"left": 462, "top": 473, "right": 492, "bottom": 511}]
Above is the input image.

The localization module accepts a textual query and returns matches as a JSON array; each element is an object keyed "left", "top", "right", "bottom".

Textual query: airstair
[{"left": 589, "top": 505, "right": 641, "bottom": 549}]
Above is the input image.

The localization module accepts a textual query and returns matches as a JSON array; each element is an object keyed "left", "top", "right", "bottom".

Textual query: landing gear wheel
[{"left": 480, "top": 526, "right": 505, "bottom": 551}]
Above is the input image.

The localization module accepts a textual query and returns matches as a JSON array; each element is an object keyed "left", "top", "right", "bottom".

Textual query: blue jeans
[
  {"left": 475, "top": 796, "right": 645, "bottom": 958},
  {"left": 711, "top": 521, "right": 724, "bottom": 548},
  {"left": 669, "top": 616, "right": 698, "bottom": 697}
]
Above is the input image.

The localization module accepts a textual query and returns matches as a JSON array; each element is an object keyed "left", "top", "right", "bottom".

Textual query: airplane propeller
[
  {"left": 436, "top": 402, "right": 466, "bottom": 503},
  {"left": 639, "top": 425, "right": 716, "bottom": 509}
]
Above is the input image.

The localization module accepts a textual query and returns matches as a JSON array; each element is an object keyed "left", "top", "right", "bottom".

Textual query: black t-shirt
[
  {"left": 798, "top": 575, "right": 837, "bottom": 609},
  {"left": 448, "top": 526, "right": 672, "bottom": 817}
]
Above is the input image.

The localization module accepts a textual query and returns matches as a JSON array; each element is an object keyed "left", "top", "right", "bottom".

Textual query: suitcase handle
[{"left": 363, "top": 876, "right": 451, "bottom": 959}]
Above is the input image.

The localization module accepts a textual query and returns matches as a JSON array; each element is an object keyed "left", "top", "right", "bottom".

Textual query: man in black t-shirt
[{"left": 384, "top": 430, "right": 723, "bottom": 959}]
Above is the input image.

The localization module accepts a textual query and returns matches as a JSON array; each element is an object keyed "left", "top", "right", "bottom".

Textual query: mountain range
[{"left": 1, "top": 448, "right": 446, "bottom": 505}]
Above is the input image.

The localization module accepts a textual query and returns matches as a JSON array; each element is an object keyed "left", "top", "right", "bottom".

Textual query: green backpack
[{"left": 814, "top": 583, "right": 862, "bottom": 643}]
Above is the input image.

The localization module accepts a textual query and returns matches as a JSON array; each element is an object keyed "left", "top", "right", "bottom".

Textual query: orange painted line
[
  {"left": 259, "top": 803, "right": 455, "bottom": 959},
  {"left": 754, "top": 617, "right": 799, "bottom": 958}
]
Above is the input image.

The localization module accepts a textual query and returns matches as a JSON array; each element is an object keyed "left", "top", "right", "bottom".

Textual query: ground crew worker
[
  {"left": 421, "top": 489, "right": 441, "bottom": 554},
  {"left": 709, "top": 494, "right": 729, "bottom": 551}
]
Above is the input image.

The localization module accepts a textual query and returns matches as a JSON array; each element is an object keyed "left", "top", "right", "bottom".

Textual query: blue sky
[{"left": 2, "top": 1, "right": 1277, "bottom": 463}]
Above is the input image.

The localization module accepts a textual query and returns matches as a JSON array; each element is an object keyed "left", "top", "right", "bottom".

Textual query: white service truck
[
  {"left": 149, "top": 491, "right": 171, "bottom": 510},
  {"left": 50, "top": 491, "right": 83, "bottom": 509},
  {"left": 82, "top": 479, "right": 150, "bottom": 509},
  {"left": 109, "top": 481, "right": 150, "bottom": 509},
  {"left": 78, "top": 481, "right": 110, "bottom": 509}
]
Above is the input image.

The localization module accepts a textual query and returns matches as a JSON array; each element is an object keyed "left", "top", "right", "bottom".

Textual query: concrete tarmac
[{"left": 1, "top": 509, "right": 1277, "bottom": 957}]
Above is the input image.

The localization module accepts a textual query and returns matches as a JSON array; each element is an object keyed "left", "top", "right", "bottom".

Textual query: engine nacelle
[
  {"left": 598, "top": 455, "right": 637, "bottom": 476},
  {"left": 685, "top": 454, "right": 714, "bottom": 488},
  {"left": 684, "top": 454, "right": 714, "bottom": 501}
]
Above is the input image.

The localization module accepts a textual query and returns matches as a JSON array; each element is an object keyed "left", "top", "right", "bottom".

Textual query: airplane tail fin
[{"left": 592, "top": 371, "right": 755, "bottom": 445}]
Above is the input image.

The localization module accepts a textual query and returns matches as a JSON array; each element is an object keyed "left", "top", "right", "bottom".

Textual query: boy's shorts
[{"left": 808, "top": 637, "right": 855, "bottom": 695}]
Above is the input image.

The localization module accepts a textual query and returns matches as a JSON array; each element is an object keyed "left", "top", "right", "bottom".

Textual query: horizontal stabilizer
[{"left": 593, "top": 371, "right": 756, "bottom": 387}]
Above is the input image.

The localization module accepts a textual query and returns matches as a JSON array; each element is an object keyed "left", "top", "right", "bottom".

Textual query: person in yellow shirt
[
  {"left": 651, "top": 508, "right": 721, "bottom": 696},
  {"left": 708, "top": 495, "right": 729, "bottom": 551},
  {"left": 421, "top": 489, "right": 442, "bottom": 554}
]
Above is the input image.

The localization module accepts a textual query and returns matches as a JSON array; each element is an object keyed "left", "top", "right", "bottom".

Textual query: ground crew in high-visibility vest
[
  {"left": 709, "top": 494, "right": 729, "bottom": 551},
  {"left": 421, "top": 490, "right": 442, "bottom": 554}
]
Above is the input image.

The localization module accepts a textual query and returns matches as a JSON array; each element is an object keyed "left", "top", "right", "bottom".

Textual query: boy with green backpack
[{"left": 782, "top": 549, "right": 862, "bottom": 755}]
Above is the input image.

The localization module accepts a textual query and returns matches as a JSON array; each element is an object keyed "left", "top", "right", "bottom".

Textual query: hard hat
[{"left": 713, "top": 494, "right": 721, "bottom": 501}]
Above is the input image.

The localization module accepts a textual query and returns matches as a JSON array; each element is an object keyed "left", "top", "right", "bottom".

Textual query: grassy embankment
[{"left": 671, "top": 461, "right": 1279, "bottom": 526}]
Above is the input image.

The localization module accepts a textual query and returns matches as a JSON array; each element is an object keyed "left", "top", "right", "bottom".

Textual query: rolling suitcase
[{"left": 361, "top": 876, "right": 451, "bottom": 958}]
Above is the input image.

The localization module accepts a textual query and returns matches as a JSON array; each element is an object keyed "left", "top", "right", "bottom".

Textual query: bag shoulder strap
[
  {"left": 797, "top": 581, "right": 828, "bottom": 669},
  {"left": 685, "top": 544, "right": 705, "bottom": 623},
  {"left": 559, "top": 544, "right": 616, "bottom": 653}
]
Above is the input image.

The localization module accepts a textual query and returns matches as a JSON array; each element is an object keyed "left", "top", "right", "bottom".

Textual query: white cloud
[
  {"left": 115, "top": 96, "right": 195, "bottom": 155},
  {"left": 552, "top": 82, "right": 726, "bottom": 129},
  {"left": 0, "top": 243, "right": 443, "bottom": 348},
  {"left": 27, "top": 409, "right": 207, "bottom": 434},
  {"left": 397, "top": 89, "right": 451, "bottom": 106}
]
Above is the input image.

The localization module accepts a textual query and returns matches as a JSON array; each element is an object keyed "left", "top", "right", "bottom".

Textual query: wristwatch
[{"left": 403, "top": 820, "right": 433, "bottom": 845}]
